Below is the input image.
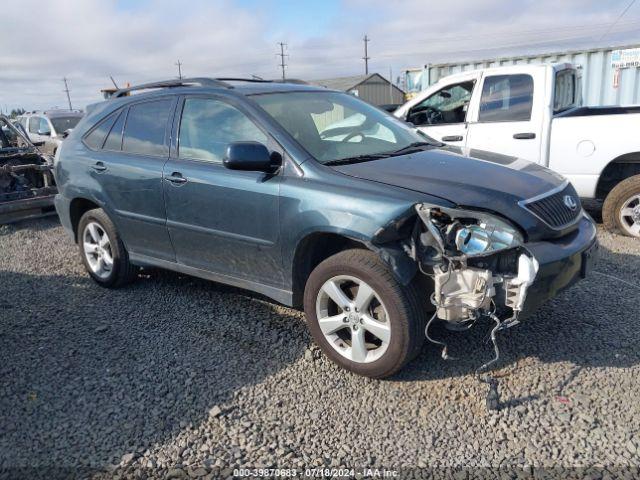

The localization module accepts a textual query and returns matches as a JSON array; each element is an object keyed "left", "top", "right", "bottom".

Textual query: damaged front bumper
[
  {"left": 375, "top": 203, "right": 598, "bottom": 327},
  {"left": 518, "top": 215, "right": 598, "bottom": 317}
]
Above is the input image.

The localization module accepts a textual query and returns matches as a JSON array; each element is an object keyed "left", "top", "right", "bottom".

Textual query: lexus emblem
[{"left": 563, "top": 195, "right": 578, "bottom": 211}]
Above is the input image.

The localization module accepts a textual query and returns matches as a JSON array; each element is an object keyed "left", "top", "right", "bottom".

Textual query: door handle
[
  {"left": 442, "top": 135, "right": 463, "bottom": 142},
  {"left": 166, "top": 172, "right": 187, "bottom": 184},
  {"left": 513, "top": 132, "right": 536, "bottom": 139},
  {"left": 91, "top": 161, "right": 107, "bottom": 172}
]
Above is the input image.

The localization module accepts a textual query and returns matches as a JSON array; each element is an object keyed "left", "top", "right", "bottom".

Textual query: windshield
[
  {"left": 50, "top": 116, "right": 82, "bottom": 134},
  {"left": 252, "top": 91, "right": 432, "bottom": 164}
]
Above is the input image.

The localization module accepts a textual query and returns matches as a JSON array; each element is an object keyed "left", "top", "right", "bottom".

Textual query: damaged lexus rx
[{"left": 54, "top": 78, "right": 598, "bottom": 380}]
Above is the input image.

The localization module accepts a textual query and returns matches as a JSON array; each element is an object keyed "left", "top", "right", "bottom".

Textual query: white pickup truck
[{"left": 394, "top": 63, "right": 640, "bottom": 237}]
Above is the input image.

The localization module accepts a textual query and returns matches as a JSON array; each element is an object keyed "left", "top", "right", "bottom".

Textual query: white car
[
  {"left": 394, "top": 63, "right": 640, "bottom": 237},
  {"left": 18, "top": 110, "right": 84, "bottom": 156}
]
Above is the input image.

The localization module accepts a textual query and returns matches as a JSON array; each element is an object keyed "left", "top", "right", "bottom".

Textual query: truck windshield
[
  {"left": 50, "top": 116, "right": 82, "bottom": 134},
  {"left": 252, "top": 91, "right": 435, "bottom": 164}
]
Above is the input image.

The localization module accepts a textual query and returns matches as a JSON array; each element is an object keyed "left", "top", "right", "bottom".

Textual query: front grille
[{"left": 521, "top": 183, "right": 581, "bottom": 229}]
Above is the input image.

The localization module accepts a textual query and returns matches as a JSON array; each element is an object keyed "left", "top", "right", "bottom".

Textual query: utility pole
[
  {"left": 362, "top": 35, "right": 370, "bottom": 75},
  {"left": 62, "top": 77, "right": 73, "bottom": 110},
  {"left": 276, "top": 42, "right": 288, "bottom": 81},
  {"left": 175, "top": 60, "right": 183, "bottom": 79}
]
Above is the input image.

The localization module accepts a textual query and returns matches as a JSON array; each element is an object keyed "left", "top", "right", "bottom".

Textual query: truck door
[
  {"left": 402, "top": 78, "right": 477, "bottom": 146},
  {"left": 465, "top": 72, "right": 544, "bottom": 163}
]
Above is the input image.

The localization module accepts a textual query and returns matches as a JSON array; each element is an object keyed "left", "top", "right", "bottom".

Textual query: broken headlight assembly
[
  {"left": 411, "top": 203, "right": 541, "bottom": 410},
  {"left": 415, "top": 204, "right": 538, "bottom": 325}
]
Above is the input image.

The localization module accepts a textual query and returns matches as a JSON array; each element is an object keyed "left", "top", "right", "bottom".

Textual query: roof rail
[
  {"left": 112, "top": 77, "right": 231, "bottom": 98},
  {"left": 215, "top": 77, "right": 309, "bottom": 85}
]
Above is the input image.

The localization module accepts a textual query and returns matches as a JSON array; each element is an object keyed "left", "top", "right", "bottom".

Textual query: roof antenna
[{"left": 110, "top": 76, "right": 119, "bottom": 89}]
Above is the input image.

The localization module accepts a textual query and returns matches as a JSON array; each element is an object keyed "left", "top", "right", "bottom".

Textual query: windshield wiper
[
  {"left": 387, "top": 141, "right": 439, "bottom": 156},
  {"left": 324, "top": 153, "right": 392, "bottom": 166}
]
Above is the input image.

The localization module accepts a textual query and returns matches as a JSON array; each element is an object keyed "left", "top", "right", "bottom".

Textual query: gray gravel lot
[{"left": 1, "top": 216, "right": 639, "bottom": 479}]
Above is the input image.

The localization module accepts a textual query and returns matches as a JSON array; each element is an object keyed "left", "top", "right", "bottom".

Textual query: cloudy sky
[{"left": 1, "top": 0, "right": 639, "bottom": 111}]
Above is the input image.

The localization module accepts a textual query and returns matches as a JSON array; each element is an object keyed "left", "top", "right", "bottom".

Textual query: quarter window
[
  {"left": 103, "top": 111, "right": 126, "bottom": 151},
  {"left": 178, "top": 97, "right": 267, "bottom": 163},
  {"left": 83, "top": 111, "right": 119, "bottom": 150},
  {"left": 478, "top": 74, "right": 534, "bottom": 122},
  {"left": 122, "top": 99, "right": 173, "bottom": 156}
]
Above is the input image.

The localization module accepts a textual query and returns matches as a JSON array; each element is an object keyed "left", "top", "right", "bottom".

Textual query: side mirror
[
  {"left": 38, "top": 129, "right": 51, "bottom": 136},
  {"left": 223, "top": 142, "right": 279, "bottom": 173}
]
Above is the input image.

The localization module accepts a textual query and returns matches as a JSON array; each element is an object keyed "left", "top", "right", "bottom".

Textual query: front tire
[
  {"left": 303, "top": 249, "right": 426, "bottom": 378},
  {"left": 603, "top": 174, "right": 640, "bottom": 237},
  {"left": 77, "top": 208, "right": 138, "bottom": 287}
]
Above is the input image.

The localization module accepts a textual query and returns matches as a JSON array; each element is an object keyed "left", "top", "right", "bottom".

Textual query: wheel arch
[
  {"left": 69, "top": 197, "right": 101, "bottom": 242},
  {"left": 595, "top": 152, "right": 640, "bottom": 200},
  {"left": 290, "top": 231, "right": 370, "bottom": 309}
]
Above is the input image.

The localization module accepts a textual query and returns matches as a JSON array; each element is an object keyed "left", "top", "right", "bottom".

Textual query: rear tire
[
  {"left": 602, "top": 175, "right": 640, "bottom": 237},
  {"left": 303, "top": 249, "right": 426, "bottom": 379},
  {"left": 77, "top": 208, "right": 138, "bottom": 287}
]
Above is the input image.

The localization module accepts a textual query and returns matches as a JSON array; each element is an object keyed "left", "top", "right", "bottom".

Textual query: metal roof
[{"left": 312, "top": 73, "right": 404, "bottom": 94}]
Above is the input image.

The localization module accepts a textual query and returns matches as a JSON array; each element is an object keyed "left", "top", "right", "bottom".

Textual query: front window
[
  {"left": 50, "top": 116, "right": 82, "bottom": 134},
  {"left": 407, "top": 81, "right": 474, "bottom": 126},
  {"left": 478, "top": 74, "right": 534, "bottom": 122},
  {"left": 252, "top": 91, "right": 430, "bottom": 164},
  {"left": 178, "top": 97, "right": 267, "bottom": 163}
]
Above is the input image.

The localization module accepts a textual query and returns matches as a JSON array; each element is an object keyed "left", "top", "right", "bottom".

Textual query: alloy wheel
[
  {"left": 619, "top": 194, "right": 640, "bottom": 237},
  {"left": 315, "top": 275, "right": 391, "bottom": 364},
  {"left": 82, "top": 221, "right": 114, "bottom": 279}
]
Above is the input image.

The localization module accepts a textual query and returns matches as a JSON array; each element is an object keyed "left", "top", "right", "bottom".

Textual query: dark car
[
  {"left": 54, "top": 78, "right": 597, "bottom": 378},
  {"left": 1, "top": 115, "right": 56, "bottom": 224}
]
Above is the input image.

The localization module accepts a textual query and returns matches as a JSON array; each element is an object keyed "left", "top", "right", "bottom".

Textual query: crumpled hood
[{"left": 332, "top": 146, "right": 571, "bottom": 240}]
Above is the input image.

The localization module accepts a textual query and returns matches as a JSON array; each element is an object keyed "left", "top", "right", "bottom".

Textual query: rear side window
[
  {"left": 122, "top": 99, "right": 173, "bottom": 156},
  {"left": 83, "top": 111, "right": 120, "bottom": 150},
  {"left": 554, "top": 70, "right": 577, "bottom": 113},
  {"left": 478, "top": 74, "right": 533, "bottom": 122},
  {"left": 178, "top": 97, "right": 267, "bottom": 163}
]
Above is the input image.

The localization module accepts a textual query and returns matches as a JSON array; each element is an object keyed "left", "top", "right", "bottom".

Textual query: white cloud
[{"left": 1, "top": 0, "right": 638, "bottom": 111}]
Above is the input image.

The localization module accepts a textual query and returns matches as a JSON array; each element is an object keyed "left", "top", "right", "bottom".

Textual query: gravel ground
[{"left": 1, "top": 216, "right": 639, "bottom": 479}]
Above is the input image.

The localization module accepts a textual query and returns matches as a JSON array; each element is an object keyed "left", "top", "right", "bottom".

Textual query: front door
[
  {"left": 465, "top": 72, "right": 544, "bottom": 163},
  {"left": 403, "top": 78, "right": 477, "bottom": 146},
  {"left": 162, "top": 95, "right": 282, "bottom": 286}
]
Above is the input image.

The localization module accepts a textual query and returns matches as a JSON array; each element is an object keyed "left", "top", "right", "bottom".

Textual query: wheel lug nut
[
  {"left": 343, "top": 317, "right": 348, "bottom": 323},
  {"left": 344, "top": 306, "right": 350, "bottom": 312},
  {"left": 353, "top": 325, "right": 358, "bottom": 331}
]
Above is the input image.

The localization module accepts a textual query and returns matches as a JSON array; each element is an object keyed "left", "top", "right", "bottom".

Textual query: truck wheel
[
  {"left": 77, "top": 208, "right": 138, "bottom": 287},
  {"left": 303, "top": 249, "right": 426, "bottom": 379},
  {"left": 603, "top": 174, "right": 640, "bottom": 237}
]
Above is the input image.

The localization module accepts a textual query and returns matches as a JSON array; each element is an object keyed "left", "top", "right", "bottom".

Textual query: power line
[
  {"left": 362, "top": 35, "right": 370, "bottom": 74},
  {"left": 175, "top": 60, "right": 183, "bottom": 79},
  {"left": 62, "top": 77, "right": 73, "bottom": 110},
  {"left": 276, "top": 42, "right": 288, "bottom": 80},
  {"left": 600, "top": 0, "right": 636, "bottom": 41}
]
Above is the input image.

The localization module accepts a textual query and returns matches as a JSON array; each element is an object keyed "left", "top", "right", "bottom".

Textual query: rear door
[
  {"left": 465, "top": 71, "right": 544, "bottom": 162},
  {"left": 83, "top": 97, "right": 177, "bottom": 261},
  {"left": 162, "top": 94, "right": 282, "bottom": 285}
]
